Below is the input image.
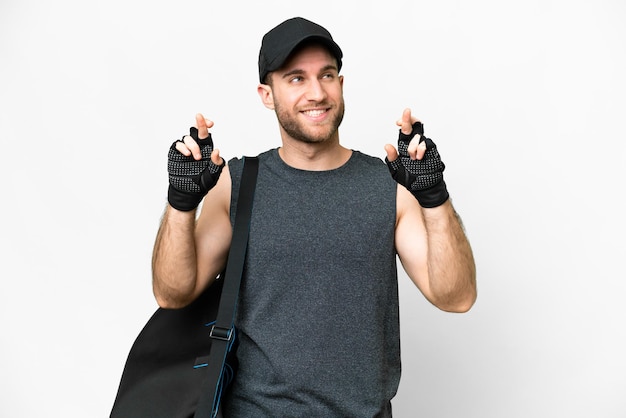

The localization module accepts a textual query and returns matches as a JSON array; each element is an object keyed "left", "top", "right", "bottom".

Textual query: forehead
[{"left": 279, "top": 43, "right": 338, "bottom": 72}]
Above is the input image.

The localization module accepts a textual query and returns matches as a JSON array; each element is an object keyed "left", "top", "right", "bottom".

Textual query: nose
[{"left": 305, "top": 79, "right": 327, "bottom": 102}]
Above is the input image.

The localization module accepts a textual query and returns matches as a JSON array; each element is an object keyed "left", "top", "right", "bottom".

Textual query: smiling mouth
[{"left": 302, "top": 109, "right": 328, "bottom": 117}]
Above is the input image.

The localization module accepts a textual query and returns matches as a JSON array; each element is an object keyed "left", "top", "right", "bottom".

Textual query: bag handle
[{"left": 195, "top": 156, "right": 259, "bottom": 418}]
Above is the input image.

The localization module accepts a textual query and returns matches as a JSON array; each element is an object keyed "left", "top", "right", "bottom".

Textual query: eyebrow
[{"left": 281, "top": 64, "right": 338, "bottom": 79}]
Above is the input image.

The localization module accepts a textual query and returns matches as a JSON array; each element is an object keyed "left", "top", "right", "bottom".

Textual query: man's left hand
[{"left": 384, "top": 108, "right": 449, "bottom": 208}]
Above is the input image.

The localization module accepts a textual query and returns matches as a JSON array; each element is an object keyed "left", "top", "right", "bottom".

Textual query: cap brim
[{"left": 261, "top": 35, "right": 343, "bottom": 83}]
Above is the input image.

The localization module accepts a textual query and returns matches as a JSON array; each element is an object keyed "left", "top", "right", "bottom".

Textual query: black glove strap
[
  {"left": 412, "top": 181, "right": 449, "bottom": 208},
  {"left": 168, "top": 186, "right": 206, "bottom": 212}
]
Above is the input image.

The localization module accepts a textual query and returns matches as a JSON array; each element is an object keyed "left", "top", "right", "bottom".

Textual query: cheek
[
  {"left": 275, "top": 84, "right": 307, "bottom": 105},
  {"left": 332, "top": 83, "right": 344, "bottom": 98}
]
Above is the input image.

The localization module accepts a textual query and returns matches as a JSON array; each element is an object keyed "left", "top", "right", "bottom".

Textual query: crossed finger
[{"left": 396, "top": 108, "right": 426, "bottom": 160}]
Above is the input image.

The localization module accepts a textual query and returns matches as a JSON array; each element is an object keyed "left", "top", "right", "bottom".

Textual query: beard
[{"left": 274, "top": 98, "right": 345, "bottom": 144}]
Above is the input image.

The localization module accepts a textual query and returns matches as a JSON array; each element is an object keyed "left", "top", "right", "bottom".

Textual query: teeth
[{"left": 304, "top": 109, "right": 325, "bottom": 117}]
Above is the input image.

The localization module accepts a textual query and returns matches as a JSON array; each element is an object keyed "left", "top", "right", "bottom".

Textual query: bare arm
[
  {"left": 152, "top": 168, "right": 232, "bottom": 308},
  {"left": 395, "top": 188, "right": 476, "bottom": 312},
  {"left": 385, "top": 108, "right": 476, "bottom": 312},
  {"left": 152, "top": 114, "right": 232, "bottom": 308},
  {"left": 152, "top": 206, "right": 198, "bottom": 307}
]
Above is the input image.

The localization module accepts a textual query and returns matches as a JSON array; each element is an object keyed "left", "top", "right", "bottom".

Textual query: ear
[{"left": 257, "top": 84, "right": 275, "bottom": 110}]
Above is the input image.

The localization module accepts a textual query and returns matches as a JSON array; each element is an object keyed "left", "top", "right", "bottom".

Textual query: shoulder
[
  {"left": 350, "top": 150, "right": 387, "bottom": 167},
  {"left": 228, "top": 149, "right": 276, "bottom": 180},
  {"left": 347, "top": 151, "right": 419, "bottom": 227},
  {"left": 227, "top": 156, "right": 243, "bottom": 180},
  {"left": 349, "top": 151, "right": 396, "bottom": 191}
]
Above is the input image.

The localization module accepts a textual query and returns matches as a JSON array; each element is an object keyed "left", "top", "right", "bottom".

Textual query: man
[{"left": 153, "top": 17, "right": 476, "bottom": 417}]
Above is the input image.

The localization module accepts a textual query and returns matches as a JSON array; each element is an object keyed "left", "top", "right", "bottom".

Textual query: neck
[{"left": 278, "top": 138, "right": 352, "bottom": 171}]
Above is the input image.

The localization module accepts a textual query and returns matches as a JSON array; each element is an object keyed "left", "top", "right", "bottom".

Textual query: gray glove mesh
[
  {"left": 167, "top": 127, "right": 223, "bottom": 194},
  {"left": 168, "top": 143, "right": 221, "bottom": 194},
  {"left": 386, "top": 121, "right": 449, "bottom": 208},
  {"left": 396, "top": 137, "right": 445, "bottom": 191}
]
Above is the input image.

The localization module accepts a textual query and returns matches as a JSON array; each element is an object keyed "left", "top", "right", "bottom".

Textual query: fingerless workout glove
[
  {"left": 167, "top": 127, "right": 225, "bottom": 211},
  {"left": 386, "top": 122, "right": 449, "bottom": 208}
]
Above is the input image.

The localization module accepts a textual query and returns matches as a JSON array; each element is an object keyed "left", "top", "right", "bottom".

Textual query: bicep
[
  {"left": 194, "top": 165, "right": 233, "bottom": 296},
  {"left": 395, "top": 185, "right": 434, "bottom": 302}
]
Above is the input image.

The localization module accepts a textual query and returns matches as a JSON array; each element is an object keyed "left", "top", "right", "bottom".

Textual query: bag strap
[{"left": 195, "top": 156, "right": 259, "bottom": 418}]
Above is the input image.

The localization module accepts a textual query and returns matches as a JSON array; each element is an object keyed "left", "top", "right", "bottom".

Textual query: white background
[{"left": 1, "top": 0, "right": 625, "bottom": 417}]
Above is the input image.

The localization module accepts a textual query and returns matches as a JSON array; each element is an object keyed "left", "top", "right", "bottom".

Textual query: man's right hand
[{"left": 167, "top": 114, "right": 225, "bottom": 211}]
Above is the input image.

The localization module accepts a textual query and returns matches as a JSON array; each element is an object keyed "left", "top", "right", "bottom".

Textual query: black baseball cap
[{"left": 258, "top": 17, "right": 343, "bottom": 83}]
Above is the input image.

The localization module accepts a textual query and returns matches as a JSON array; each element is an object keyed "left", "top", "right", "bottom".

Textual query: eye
[{"left": 289, "top": 75, "right": 304, "bottom": 83}]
